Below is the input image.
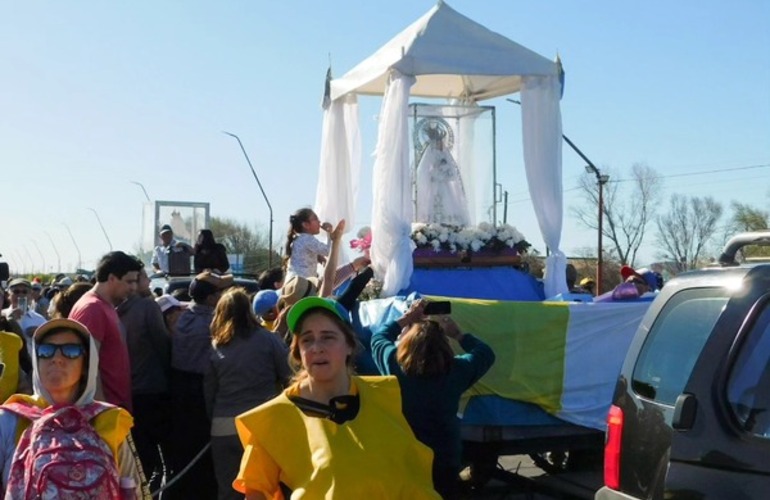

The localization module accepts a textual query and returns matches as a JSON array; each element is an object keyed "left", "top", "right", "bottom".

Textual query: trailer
[{"left": 354, "top": 287, "right": 651, "bottom": 485}]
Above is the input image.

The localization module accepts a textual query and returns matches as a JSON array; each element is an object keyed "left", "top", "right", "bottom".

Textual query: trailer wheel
[
  {"left": 529, "top": 451, "right": 569, "bottom": 474},
  {"left": 465, "top": 454, "right": 498, "bottom": 488},
  {"left": 530, "top": 448, "right": 603, "bottom": 475}
]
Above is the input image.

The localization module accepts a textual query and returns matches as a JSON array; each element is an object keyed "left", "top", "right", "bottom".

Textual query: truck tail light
[{"left": 604, "top": 404, "right": 624, "bottom": 490}]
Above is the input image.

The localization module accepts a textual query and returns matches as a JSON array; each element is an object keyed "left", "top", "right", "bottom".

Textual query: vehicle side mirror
[
  {"left": 673, "top": 393, "right": 698, "bottom": 430},
  {"left": 0, "top": 262, "right": 9, "bottom": 283}
]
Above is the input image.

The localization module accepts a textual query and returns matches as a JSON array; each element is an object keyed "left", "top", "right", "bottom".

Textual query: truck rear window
[{"left": 632, "top": 288, "right": 730, "bottom": 404}]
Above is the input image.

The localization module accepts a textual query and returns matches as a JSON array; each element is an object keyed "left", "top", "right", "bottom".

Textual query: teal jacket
[{"left": 370, "top": 321, "right": 495, "bottom": 471}]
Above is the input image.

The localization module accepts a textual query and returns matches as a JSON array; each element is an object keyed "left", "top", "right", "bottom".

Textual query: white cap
[{"left": 155, "top": 295, "right": 183, "bottom": 313}]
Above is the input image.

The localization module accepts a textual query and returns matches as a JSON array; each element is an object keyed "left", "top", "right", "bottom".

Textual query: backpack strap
[
  {"left": 48, "top": 401, "right": 118, "bottom": 422},
  {"left": 1, "top": 402, "right": 44, "bottom": 422}
]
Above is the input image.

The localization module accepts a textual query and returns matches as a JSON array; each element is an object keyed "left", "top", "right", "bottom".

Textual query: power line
[{"left": 609, "top": 163, "right": 770, "bottom": 183}]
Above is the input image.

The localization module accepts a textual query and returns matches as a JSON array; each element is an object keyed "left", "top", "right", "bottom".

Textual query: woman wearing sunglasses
[{"left": 0, "top": 318, "right": 149, "bottom": 498}]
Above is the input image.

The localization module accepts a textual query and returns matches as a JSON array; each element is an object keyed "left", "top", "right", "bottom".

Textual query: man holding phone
[{"left": 2, "top": 278, "right": 46, "bottom": 349}]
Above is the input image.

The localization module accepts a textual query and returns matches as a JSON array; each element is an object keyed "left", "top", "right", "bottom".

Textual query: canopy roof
[{"left": 331, "top": 0, "right": 559, "bottom": 101}]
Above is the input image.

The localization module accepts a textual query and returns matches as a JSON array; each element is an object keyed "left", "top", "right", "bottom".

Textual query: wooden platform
[{"left": 413, "top": 248, "right": 521, "bottom": 268}]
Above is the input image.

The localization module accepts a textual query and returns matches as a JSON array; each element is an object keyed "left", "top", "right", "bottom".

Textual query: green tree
[
  {"left": 655, "top": 195, "right": 723, "bottom": 271},
  {"left": 725, "top": 201, "right": 770, "bottom": 259},
  {"left": 209, "top": 217, "right": 280, "bottom": 275}
]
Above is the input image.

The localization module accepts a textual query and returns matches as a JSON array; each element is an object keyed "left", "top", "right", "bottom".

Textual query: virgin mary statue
[{"left": 415, "top": 123, "right": 471, "bottom": 226}]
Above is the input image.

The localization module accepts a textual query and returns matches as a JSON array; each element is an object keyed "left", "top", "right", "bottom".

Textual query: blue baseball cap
[{"left": 252, "top": 289, "right": 279, "bottom": 316}]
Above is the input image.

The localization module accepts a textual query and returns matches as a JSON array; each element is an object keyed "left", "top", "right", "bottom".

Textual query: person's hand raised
[
  {"left": 321, "top": 222, "right": 333, "bottom": 233},
  {"left": 330, "top": 220, "right": 346, "bottom": 241},
  {"left": 439, "top": 316, "right": 463, "bottom": 341},
  {"left": 398, "top": 299, "right": 426, "bottom": 327}
]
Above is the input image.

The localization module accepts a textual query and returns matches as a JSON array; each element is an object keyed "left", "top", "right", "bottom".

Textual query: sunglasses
[
  {"left": 36, "top": 343, "right": 86, "bottom": 360},
  {"left": 11, "top": 288, "right": 29, "bottom": 295}
]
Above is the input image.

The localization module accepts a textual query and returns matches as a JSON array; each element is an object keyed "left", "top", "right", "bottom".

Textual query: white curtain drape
[
  {"left": 521, "top": 74, "right": 567, "bottom": 298},
  {"left": 370, "top": 70, "right": 416, "bottom": 296},
  {"left": 315, "top": 95, "right": 360, "bottom": 229}
]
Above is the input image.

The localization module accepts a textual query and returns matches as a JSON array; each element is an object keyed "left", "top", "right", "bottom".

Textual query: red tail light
[{"left": 604, "top": 404, "right": 624, "bottom": 490}]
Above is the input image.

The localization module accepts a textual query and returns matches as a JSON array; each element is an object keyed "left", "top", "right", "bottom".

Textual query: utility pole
[{"left": 585, "top": 165, "right": 610, "bottom": 293}]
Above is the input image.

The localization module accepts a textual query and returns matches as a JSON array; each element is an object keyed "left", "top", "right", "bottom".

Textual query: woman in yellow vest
[
  {"left": 233, "top": 296, "right": 439, "bottom": 499},
  {"left": 0, "top": 318, "right": 149, "bottom": 498}
]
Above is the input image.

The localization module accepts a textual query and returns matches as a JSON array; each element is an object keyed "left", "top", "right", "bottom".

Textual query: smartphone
[
  {"left": 424, "top": 301, "right": 451, "bottom": 315},
  {"left": 17, "top": 296, "right": 28, "bottom": 315}
]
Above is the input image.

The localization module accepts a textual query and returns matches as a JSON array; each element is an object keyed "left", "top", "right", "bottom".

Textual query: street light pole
[
  {"left": 87, "top": 208, "right": 113, "bottom": 251},
  {"left": 44, "top": 231, "right": 62, "bottom": 273},
  {"left": 130, "top": 181, "right": 151, "bottom": 202},
  {"left": 223, "top": 131, "right": 274, "bottom": 268},
  {"left": 31, "top": 239, "right": 46, "bottom": 274},
  {"left": 585, "top": 165, "right": 609, "bottom": 293},
  {"left": 63, "top": 223, "right": 83, "bottom": 272}
]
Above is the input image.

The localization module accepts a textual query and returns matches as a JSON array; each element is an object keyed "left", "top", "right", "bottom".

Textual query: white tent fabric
[
  {"left": 315, "top": 1, "right": 567, "bottom": 297},
  {"left": 330, "top": 2, "right": 559, "bottom": 101},
  {"left": 370, "top": 71, "right": 416, "bottom": 296},
  {"left": 521, "top": 75, "right": 567, "bottom": 297},
  {"left": 315, "top": 94, "right": 360, "bottom": 229}
]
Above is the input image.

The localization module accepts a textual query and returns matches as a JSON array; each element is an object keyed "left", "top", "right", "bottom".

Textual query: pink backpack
[{"left": 2, "top": 401, "right": 121, "bottom": 500}]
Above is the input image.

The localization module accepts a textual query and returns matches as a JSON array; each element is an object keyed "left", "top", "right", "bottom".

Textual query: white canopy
[
  {"left": 331, "top": 1, "right": 559, "bottom": 102},
  {"left": 316, "top": 1, "right": 568, "bottom": 298}
]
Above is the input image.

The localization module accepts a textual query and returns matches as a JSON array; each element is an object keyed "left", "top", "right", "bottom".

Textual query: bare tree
[
  {"left": 571, "top": 163, "right": 661, "bottom": 266},
  {"left": 655, "top": 195, "right": 723, "bottom": 271}
]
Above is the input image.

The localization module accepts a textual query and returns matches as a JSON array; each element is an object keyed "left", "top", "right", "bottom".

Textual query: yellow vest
[
  {"left": 234, "top": 375, "right": 439, "bottom": 499},
  {"left": 0, "top": 332, "right": 23, "bottom": 402}
]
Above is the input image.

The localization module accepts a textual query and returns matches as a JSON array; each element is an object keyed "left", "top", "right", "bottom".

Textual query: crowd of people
[{"left": 0, "top": 208, "right": 497, "bottom": 499}]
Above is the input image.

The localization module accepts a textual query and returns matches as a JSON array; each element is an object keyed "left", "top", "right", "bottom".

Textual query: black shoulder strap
[
  {"left": 287, "top": 395, "right": 332, "bottom": 419},
  {"left": 287, "top": 394, "right": 360, "bottom": 424}
]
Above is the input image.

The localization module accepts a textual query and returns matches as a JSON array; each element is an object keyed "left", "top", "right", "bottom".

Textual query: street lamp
[
  {"left": 223, "top": 131, "right": 274, "bottom": 268},
  {"left": 87, "top": 208, "right": 113, "bottom": 251},
  {"left": 44, "top": 231, "right": 62, "bottom": 273},
  {"left": 585, "top": 165, "right": 610, "bottom": 293},
  {"left": 130, "top": 181, "right": 151, "bottom": 202},
  {"left": 31, "top": 239, "right": 46, "bottom": 274},
  {"left": 63, "top": 223, "right": 83, "bottom": 272}
]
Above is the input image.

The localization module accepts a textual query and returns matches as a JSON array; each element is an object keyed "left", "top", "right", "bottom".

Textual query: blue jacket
[{"left": 370, "top": 321, "right": 495, "bottom": 471}]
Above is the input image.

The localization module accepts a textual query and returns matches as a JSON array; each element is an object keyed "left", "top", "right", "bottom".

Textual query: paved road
[{"left": 460, "top": 454, "right": 603, "bottom": 499}]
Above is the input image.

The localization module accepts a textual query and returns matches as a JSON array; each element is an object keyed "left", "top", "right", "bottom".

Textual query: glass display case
[{"left": 409, "top": 103, "right": 497, "bottom": 226}]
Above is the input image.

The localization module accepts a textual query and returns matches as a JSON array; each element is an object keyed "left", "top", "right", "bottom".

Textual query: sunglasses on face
[
  {"left": 36, "top": 343, "right": 86, "bottom": 360},
  {"left": 11, "top": 288, "right": 29, "bottom": 295}
]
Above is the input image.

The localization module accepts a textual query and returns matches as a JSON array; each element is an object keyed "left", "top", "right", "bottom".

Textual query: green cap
[{"left": 287, "top": 297, "right": 350, "bottom": 334}]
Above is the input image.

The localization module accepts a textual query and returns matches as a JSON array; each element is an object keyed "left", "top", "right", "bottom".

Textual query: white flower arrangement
[{"left": 411, "top": 222, "right": 530, "bottom": 254}]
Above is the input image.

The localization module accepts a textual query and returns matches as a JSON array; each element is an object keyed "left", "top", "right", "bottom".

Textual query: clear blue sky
[{"left": 2, "top": 1, "right": 769, "bottom": 273}]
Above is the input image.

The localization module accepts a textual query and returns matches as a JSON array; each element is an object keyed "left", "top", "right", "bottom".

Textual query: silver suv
[{"left": 597, "top": 231, "right": 770, "bottom": 499}]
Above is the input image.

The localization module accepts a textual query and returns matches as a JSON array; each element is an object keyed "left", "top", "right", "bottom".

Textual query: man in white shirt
[
  {"left": 151, "top": 224, "right": 193, "bottom": 274},
  {"left": 2, "top": 278, "right": 46, "bottom": 353}
]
